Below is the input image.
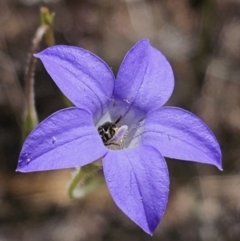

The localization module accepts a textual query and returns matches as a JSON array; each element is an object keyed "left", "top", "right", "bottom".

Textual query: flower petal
[
  {"left": 103, "top": 145, "right": 169, "bottom": 234},
  {"left": 114, "top": 39, "right": 174, "bottom": 116},
  {"left": 17, "top": 108, "right": 108, "bottom": 172},
  {"left": 138, "top": 107, "right": 222, "bottom": 169},
  {"left": 35, "top": 46, "right": 115, "bottom": 120}
]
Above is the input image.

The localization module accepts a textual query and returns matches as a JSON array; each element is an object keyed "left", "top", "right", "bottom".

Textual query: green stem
[
  {"left": 22, "top": 8, "right": 55, "bottom": 141},
  {"left": 22, "top": 25, "right": 48, "bottom": 141},
  {"left": 40, "top": 7, "right": 55, "bottom": 46},
  {"left": 68, "top": 164, "right": 103, "bottom": 199}
]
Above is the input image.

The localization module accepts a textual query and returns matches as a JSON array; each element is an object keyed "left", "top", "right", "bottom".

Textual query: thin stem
[
  {"left": 40, "top": 7, "right": 55, "bottom": 46},
  {"left": 22, "top": 25, "right": 48, "bottom": 140},
  {"left": 25, "top": 25, "right": 48, "bottom": 115},
  {"left": 68, "top": 164, "right": 103, "bottom": 199},
  {"left": 22, "top": 7, "right": 55, "bottom": 141}
]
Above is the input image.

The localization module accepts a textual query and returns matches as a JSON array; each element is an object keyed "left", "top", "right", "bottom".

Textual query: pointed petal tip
[
  {"left": 15, "top": 169, "right": 27, "bottom": 173},
  {"left": 144, "top": 228, "right": 153, "bottom": 236},
  {"left": 213, "top": 146, "right": 222, "bottom": 171},
  {"left": 34, "top": 51, "right": 46, "bottom": 59},
  {"left": 16, "top": 161, "right": 29, "bottom": 173},
  {"left": 15, "top": 166, "right": 26, "bottom": 173},
  {"left": 217, "top": 163, "right": 223, "bottom": 171},
  {"left": 211, "top": 159, "right": 222, "bottom": 171},
  {"left": 33, "top": 53, "right": 40, "bottom": 58},
  {"left": 136, "top": 38, "right": 150, "bottom": 48},
  {"left": 139, "top": 220, "right": 156, "bottom": 235},
  {"left": 138, "top": 38, "right": 150, "bottom": 44}
]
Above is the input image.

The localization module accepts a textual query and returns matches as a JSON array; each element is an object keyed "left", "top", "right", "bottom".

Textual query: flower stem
[
  {"left": 22, "top": 8, "right": 55, "bottom": 141},
  {"left": 40, "top": 7, "right": 55, "bottom": 46},
  {"left": 23, "top": 25, "right": 47, "bottom": 140},
  {"left": 68, "top": 164, "right": 104, "bottom": 199}
]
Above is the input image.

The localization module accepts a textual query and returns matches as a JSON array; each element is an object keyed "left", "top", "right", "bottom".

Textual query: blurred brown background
[{"left": 0, "top": 0, "right": 240, "bottom": 240}]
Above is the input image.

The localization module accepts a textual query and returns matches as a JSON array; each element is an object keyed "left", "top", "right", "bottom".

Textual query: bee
[{"left": 98, "top": 116, "right": 121, "bottom": 145}]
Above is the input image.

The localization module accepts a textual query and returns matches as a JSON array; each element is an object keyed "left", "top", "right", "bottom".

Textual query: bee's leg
[
  {"left": 105, "top": 125, "right": 129, "bottom": 149},
  {"left": 114, "top": 115, "right": 122, "bottom": 124},
  {"left": 105, "top": 142, "right": 120, "bottom": 147}
]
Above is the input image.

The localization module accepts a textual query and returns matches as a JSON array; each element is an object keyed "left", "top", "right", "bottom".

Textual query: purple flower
[{"left": 17, "top": 39, "right": 222, "bottom": 235}]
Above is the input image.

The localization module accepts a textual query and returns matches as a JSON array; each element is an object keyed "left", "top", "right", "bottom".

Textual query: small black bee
[{"left": 98, "top": 116, "right": 121, "bottom": 145}]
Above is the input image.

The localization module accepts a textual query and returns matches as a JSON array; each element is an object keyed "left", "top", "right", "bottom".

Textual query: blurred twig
[
  {"left": 193, "top": 0, "right": 216, "bottom": 87},
  {"left": 0, "top": 52, "right": 24, "bottom": 120},
  {"left": 199, "top": 0, "right": 215, "bottom": 55}
]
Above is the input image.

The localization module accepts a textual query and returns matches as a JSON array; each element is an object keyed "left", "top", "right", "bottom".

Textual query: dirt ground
[{"left": 0, "top": 0, "right": 240, "bottom": 240}]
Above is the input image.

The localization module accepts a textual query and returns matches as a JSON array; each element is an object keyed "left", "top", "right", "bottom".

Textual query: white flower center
[{"left": 96, "top": 100, "right": 145, "bottom": 149}]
